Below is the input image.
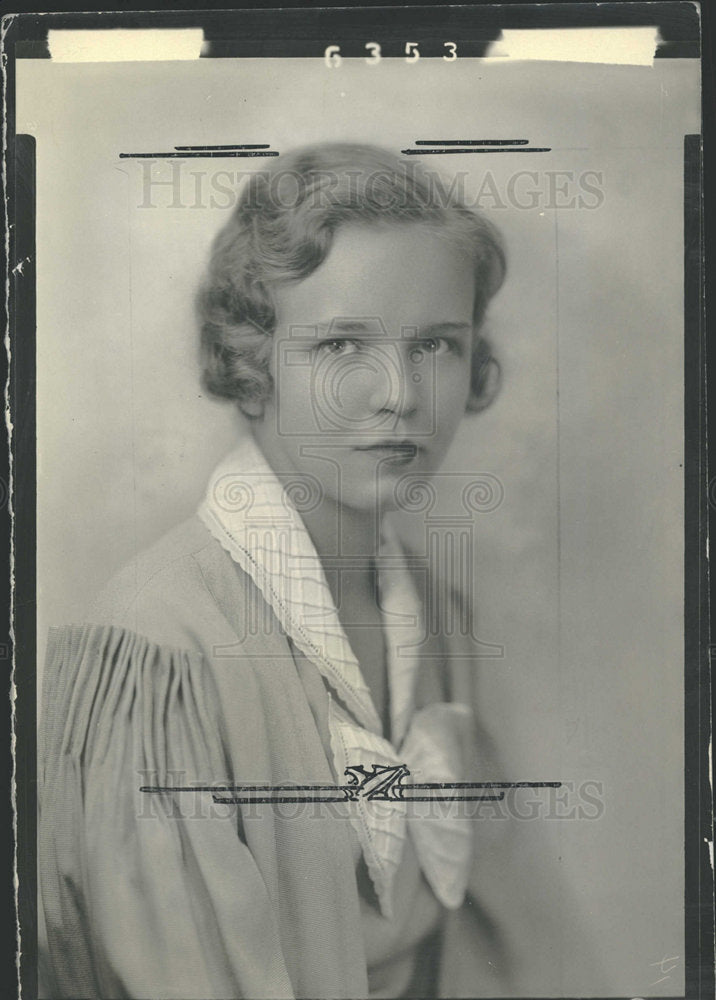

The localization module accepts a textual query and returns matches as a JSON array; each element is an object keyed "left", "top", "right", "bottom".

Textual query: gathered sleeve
[{"left": 39, "top": 623, "right": 294, "bottom": 1000}]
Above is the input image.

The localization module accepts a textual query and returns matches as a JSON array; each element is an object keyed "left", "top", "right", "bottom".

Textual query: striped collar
[{"left": 197, "top": 435, "right": 422, "bottom": 744}]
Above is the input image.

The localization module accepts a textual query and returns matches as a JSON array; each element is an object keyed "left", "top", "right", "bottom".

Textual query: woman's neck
[
  {"left": 301, "top": 496, "right": 382, "bottom": 564},
  {"left": 249, "top": 425, "right": 383, "bottom": 589}
]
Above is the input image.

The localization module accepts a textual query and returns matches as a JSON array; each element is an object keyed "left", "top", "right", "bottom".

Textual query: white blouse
[{"left": 198, "top": 436, "right": 474, "bottom": 921}]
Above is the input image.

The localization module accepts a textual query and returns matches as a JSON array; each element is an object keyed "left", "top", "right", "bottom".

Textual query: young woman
[{"left": 39, "top": 143, "right": 587, "bottom": 999}]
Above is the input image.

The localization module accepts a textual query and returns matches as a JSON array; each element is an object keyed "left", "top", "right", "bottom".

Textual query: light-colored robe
[{"left": 39, "top": 476, "right": 605, "bottom": 997}]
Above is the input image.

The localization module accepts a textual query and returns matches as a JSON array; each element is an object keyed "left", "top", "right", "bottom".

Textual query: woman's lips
[{"left": 354, "top": 442, "right": 420, "bottom": 464}]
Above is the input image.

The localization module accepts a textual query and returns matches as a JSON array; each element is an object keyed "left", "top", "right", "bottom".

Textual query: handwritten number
[
  {"left": 326, "top": 40, "right": 456, "bottom": 66},
  {"left": 325, "top": 45, "right": 341, "bottom": 68},
  {"left": 365, "top": 41, "right": 381, "bottom": 65},
  {"left": 405, "top": 41, "right": 420, "bottom": 63}
]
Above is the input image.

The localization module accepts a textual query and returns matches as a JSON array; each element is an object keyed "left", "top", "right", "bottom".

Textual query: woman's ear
[
  {"left": 480, "top": 357, "right": 501, "bottom": 405},
  {"left": 239, "top": 399, "right": 265, "bottom": 418},
  {"left": 466, "top": 351, "right": 501, "bottom": 413}
]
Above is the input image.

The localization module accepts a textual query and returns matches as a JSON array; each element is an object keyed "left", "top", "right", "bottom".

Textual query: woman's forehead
[{"left": 273, "top": 223, "right": 476, "bottom": 327}]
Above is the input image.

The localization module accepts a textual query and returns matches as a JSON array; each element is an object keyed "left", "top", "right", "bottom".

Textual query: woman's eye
[
  {"left": 413, "top": 337, "right": 451, "bottom": 358},
  {"left": 316, "top": 338, "right": 360, "bottom": 355}
]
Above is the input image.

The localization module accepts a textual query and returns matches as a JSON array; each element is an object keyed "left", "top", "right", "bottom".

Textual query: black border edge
[
  {"left": 2, "top": 12, "right": 31, "bottom": 1000},
  {"left": 683, "top": 132, "right": 713, "bottom": 1000},
  {"left": 6, "top": 41, "right": 39, "bottom": 985},
  {"left": 10, "top": 128, "right": 37, "bottom": 1000},
  {"left": 0, "top": 2, "right": 704, "bottom": 53}
]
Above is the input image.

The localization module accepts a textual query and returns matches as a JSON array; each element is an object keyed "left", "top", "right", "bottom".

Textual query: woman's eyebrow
[
  {"left": 416, "top": 320, "right": 473, "bottom": 340},
  {"left": 418, "top": 322, "right": 473, "bottom": 337},
  {"left": 315, "top": 319, "right": 377, "bottom": 334},
  {"left": 314, "top": 320, "right": 473, "bottom": 336}
]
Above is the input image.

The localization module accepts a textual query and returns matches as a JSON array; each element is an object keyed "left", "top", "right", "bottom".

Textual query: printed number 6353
[{"left": 324, "top": 42, "right": 458, "bottom": 67}]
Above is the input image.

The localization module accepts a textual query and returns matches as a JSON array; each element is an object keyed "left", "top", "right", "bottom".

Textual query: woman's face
[{"left": 252, "top": 222, "right": 477, "bottom": 513}]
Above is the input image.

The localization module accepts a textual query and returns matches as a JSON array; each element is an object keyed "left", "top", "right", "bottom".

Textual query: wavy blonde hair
[{"left": 197, "top": 142, "right": 506, "bottom": 417}]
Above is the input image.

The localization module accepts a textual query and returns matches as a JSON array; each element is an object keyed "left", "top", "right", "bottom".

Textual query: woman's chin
[{"left": 327, "top": 480, "right": 404, "bottom": 515}]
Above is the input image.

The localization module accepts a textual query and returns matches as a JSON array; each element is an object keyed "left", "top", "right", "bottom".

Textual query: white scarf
[{"left": 198, "top": 436, "right": 473, "bottom": 919}]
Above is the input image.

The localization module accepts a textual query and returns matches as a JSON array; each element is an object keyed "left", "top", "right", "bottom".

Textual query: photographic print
[{"left": 4, "top": 4, "right": 710, "bottom": 999}]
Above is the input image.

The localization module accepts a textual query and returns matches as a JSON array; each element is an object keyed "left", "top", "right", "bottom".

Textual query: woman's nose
[{"left": 367, "top": 342, "right": 421, "bottom": 418}]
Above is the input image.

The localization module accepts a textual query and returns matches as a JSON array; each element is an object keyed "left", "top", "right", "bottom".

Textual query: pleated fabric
[{"left": 40, "top": 623, "right": 294, "bottom": 999}]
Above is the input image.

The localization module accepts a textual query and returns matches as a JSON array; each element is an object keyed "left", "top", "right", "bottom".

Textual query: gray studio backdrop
[{"left": 18, "top": 54, "right": 698, "bottom": 997}]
